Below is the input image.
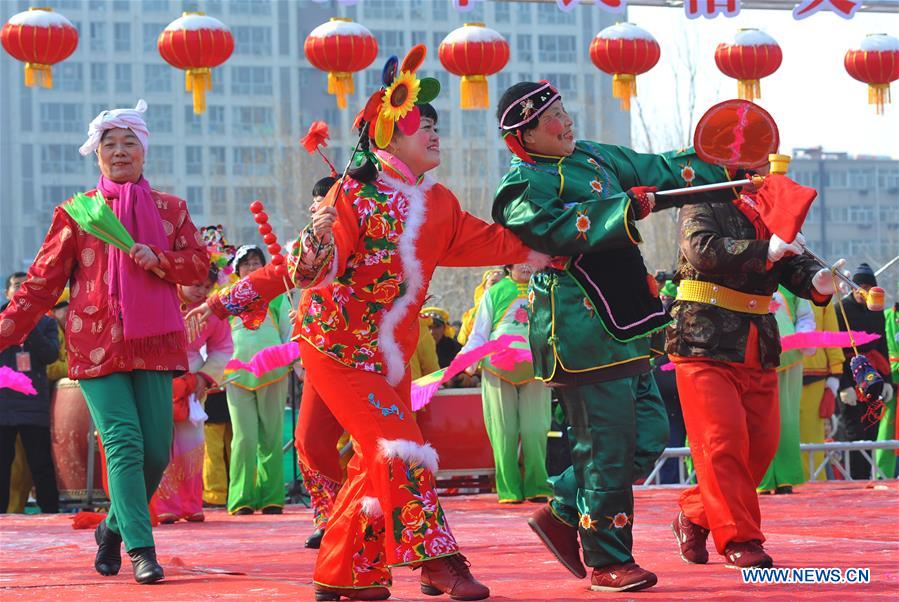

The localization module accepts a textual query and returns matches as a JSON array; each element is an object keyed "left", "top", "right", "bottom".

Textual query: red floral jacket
[
  {"left": 210, "top": 157, "right": 543, "bottom": 386},
  {"left": 0, "top": 189, "right": 208, "bottom": 379}
]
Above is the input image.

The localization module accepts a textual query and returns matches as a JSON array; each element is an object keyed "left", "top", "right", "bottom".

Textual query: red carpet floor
[{"left": 1, "top": 481, "right": 896, "bottom": 600}]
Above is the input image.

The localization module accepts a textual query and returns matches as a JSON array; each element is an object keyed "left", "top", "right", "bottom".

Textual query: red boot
[
  {"left": 418, "top": 553, "right": 489, "bottom": 601},
  {"left": 672, "top": 511, "right": 709, "bottom": 564},
  {"left": 527, "top": 504, "right": 587, "bottom": 578},
  {"left": 590, "top": 562, "right": 658, "bottom": 592}
]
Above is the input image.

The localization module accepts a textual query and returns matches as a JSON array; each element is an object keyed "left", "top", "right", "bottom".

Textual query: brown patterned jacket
[{"left": 665, "top": 200, "right": 828, "bottom": 369}]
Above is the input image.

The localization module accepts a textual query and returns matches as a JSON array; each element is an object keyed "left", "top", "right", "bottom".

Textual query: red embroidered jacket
[
  {"left": 210, "top": 160, "right": 543, "bottom": 385},
  {"left": 0, "top": 189, "right": 209, "bottom": 379}
]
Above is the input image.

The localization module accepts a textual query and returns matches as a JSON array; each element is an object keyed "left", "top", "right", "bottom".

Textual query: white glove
[
  {"left": 882, "top": 383, "right": 894, "bottom": 402},
  {"left": 840, "top": 387, "right": 858, "bottom": 407},
  {"left": 767, "top": 234, "right": 804, "bottom": 263},
  {"left": 811, "top": 258, "right": 847, "bottom": 296},
  {"left": 826, "top": 376, "right": 840, "bottom": 397}
]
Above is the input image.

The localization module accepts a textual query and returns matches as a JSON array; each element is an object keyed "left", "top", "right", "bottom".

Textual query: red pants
[
  {"left": 301, "top": 341, "right": 459, "bottom": 591},
  {"left": 295, "top": 382, "right": 343, "bottom": 528},
  {"left": 673, "top": 333, "right": 780, "bottom": 555}
]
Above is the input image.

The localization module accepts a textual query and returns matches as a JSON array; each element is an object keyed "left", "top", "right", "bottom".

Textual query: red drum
[
  {"left": 50, "top": 378, "right": 105, "bottom": 501},
  {"left": 417, "top": 387, "right": 494, "bottom": 475}
]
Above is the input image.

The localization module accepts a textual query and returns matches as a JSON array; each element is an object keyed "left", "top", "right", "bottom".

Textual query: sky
[{"left": 626, "top": 6, "right": 899, "bottom": 158}]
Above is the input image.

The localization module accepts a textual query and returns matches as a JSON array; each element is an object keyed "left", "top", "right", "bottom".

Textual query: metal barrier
[{"left": 638, "top": 440, "right": 899, "bottom": 487}]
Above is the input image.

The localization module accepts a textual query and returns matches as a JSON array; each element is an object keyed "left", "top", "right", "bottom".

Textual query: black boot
[
  {"left": 94, "top": 520, "right": 122, "bottom": 576},
  {"left": 128, "top": 547, "right": 165, "bottom": 584},
  {"left": 305, "top": 527, "right": 325, "bottom": 549}
]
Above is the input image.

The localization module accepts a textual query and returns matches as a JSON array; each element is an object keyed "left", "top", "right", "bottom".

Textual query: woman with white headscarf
[{"left": 0, "top": 100, "right": 209, "bottom": 584}]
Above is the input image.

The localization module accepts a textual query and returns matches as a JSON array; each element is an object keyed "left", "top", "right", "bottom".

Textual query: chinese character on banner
[
  {"left": 685, "top": 0, "right": 741, "bottom": 19},
  {"left": 792, "top": 0, "right": 861, "bottom": 20},
  {"left": 556, "top": 0, "right": 627, "bottom": 13},
  {"left": 453, "top": 0, "right": 485, "bottom": 12}
]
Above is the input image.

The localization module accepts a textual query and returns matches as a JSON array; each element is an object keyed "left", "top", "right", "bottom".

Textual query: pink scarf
[{"left": 98, "top": 175, "right": 184, "bottom": 352}]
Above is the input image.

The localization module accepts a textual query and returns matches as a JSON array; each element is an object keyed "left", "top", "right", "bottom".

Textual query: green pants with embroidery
[
  {"left": 226, "top": 380, "right": 287, "bottom": 513},
  {"left": 81, "top": 371, "right": 173, "bottom": 552},
  {"left": 875, "top": 396, "right": 896, "bottom": 478},
  {"left": 481, "top": 372, "right": 553, "bottom": 502},
  {"left": 550, "top": 371, "right": 668, "bottom": 568}
]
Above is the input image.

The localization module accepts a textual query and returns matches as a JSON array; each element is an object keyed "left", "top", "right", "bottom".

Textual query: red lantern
[
  {"left": 1, "top": 7, "right": 78, "bottom": 88},
  {"left": 844, "top": 33, "right": 899, "bottom": 115},
  {"left": 439, "top": 23, "right": 509, "bottom": 110},
  {"left": 714, "top": 29, "right": 782, "bottom": 102},
  {"left": 589, "top": 23, "right": 660, "bottom": 112},
  {"left": 157, "top": 12, "right": 234, "bottom": 114},
  {"left": 304, "top": 18, "right": 378, "bottom": 110}
]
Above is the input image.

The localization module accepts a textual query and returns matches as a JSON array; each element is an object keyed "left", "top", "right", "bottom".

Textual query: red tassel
[{"left": 503, "top": 132, "right": 534, "bottom": 164}]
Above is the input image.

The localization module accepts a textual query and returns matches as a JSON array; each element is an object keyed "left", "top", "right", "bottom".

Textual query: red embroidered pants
[
  {"left": 672, "top": 326, "right": 780, "bottom": 555},
  {"left": 301, "top": 342, "right": 459, "bottom": 591},
  {"left": 295, "top": 382, "right": 343, "bottom": 528}
]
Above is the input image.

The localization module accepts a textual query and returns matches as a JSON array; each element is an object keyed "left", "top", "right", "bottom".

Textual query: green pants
[
  {"left": 875, "top": 396, "right": 896, "bottom": 478},
  {"left": 550, "top": 371, "right": 668, "bottom": 568},
  {"left": 226, "top": 379, "right": 287, "bottom": 513},
  {"left": 80, "top": 371, "right": 173, "bottom": 551},
  {"left": 758, "top": 363, "right": 806, "bottom": 491},
  {"left": 481, "top": 372, "right": 552, "bottom": 502}
]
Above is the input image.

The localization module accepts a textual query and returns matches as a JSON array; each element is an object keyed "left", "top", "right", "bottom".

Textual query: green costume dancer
[
  {"left": 226, "top": 245, "right": 292, "bottom": 514},
  {"left": 875, "top": 302, "right": 898, "bottom": 478},
  {"left": 459, "top": 267, "right": 552, "bottom": 503},
  {"left": 492, "top": 81, "right": 731, "bottom": 592},
  {"left": 758, "top": 287, "right": 814, "bottom": 492}
]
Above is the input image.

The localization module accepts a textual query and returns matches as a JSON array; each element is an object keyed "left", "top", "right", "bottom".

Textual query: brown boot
[
  {"left": 590, "top": 562, "right": 658, "bottom": 592},
  {"left": 313, "top": 584, "right": 391, "bottom": 601},
  {"left": 671, "top": 511, "right": 709, "bottom": 564},
  {"left": 724, "top": 540, "right": 773, "bottom": 569},
  {"left": 418, "top": 553, "right": 489, "bottom": 601},
  {"left": 527, "top": 504, "right": 587, "bottom": 578}
]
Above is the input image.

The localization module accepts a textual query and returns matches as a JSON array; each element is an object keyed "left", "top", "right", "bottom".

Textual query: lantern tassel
[
  {"left": 327, "top": 72, "right": 354, "bottom": 110},
  {"left": 612, "top": 73, "right": 637, "bottom": 111},
  {"left": 24, "top": 63, "right": 52, "bottom": 88},
  {"left": 737, "top": 78, "right": 761, "bottom": 102},
  {"left": 868, "top": 83, "right": 891, "bottom": 116},
  {"left": 185, "top": 68, "right": 212, "bottom": 114},
  {"left": 460, "top": 75, "right": 489, "bottom": 110}
]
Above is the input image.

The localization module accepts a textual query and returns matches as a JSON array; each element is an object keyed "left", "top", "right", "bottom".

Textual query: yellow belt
[{"left": 676, "top": 280, "right": 771, "bottom": 315}]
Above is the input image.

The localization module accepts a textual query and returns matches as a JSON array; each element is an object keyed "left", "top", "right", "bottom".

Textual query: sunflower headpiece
[{"left": 354, "top": 45, "right": 441, "bottom": 149}]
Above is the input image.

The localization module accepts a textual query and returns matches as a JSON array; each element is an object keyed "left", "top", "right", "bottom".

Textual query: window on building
[
  {"left": 232, "top": 147, "right": 273, "bottom": 177},
  {"left": 432, "top": 0, "right": 448, "bottom": 20},
  {"left": 115, "top": 63, "right": 132, "bottom": 93},
  {"left": 849, "top": 169, "right": 873, "bottom": 189},
  {"left": 146, "top": 145, "right": 174, "bottom": 175},
  {"left": 517, "top": 3, "right": 533, "bottom": 23},
  {"left": 210, "top": 186, "right": 228, "bottom": 211},
  {"left": 113, "top": 0, "right": 131, "bottom": 10},
  {"left": 496, "top": 73, "right": 512, "bottom": 95},
  {"left": 364, "top": 0, "right": 401, "bottom": 19},
  {"left": 42, "top": 185, "right": 83, "bottom": 212},
  {"left": 90, "top": 63, "right": 108, "bottom": 93},
  {"left": 537, "top": 3, "right": 576, "bottom": 24},
  {"left": 185, "top": 146, "right": 203, "bottom": 175},
  {"left": 186, "top": 186, "right": 204, "bottom": 215},
  {"left": 372, "top": 30, "right": 405, "bottom": 57},
  {"left": 145, "top": 104, "right": 173, "bottom": 133},
  {"left": 233, "top": 26, "right": 272, "bottom": 56},
  {"left": 89, "top": 0, "right": 108, "bottom": 10},
  {"left": 826, "top": 169, "right": 847, "bottom": 188},
  {"left": 90, "top": 22, "right": 106, "bottom": 51},
  {"left": 208, "top": 106, "right": 225, "bottom": 134},
  {"left": 494, "top": 1, "right": 511, "bottom": 22},
  {"left": 143, "top": 0, "right": 169, "bottom": 11},
  {"left": 410, "top": 1, "right": 425, "bottom": 20},
  {"left": 40, "top": 103, "right": 83, "bottom": 132},
  {"left": 540, "top": 72, "right": 576, "bottom": 97},
  {"left": 209, "top": 146, "right": 227, "bottom": 175},
  {"left": 143, "top": 23, "right": 166, "bottom": 52},
  {"left": 42, "top": 145, "right": 84, "bottom": 174},
  {"left": 462, "top": 112, "right": 484, "bottom": 138},
  {"left": 827, "top": 206, "right": 848, "bottom": 222},
  {"left": 55, "top": 63, "right": 83, "bottom": 92},
  {"left": 184, "top": 105, "right": 202, "bottom": 135},
  {"left": 114, "top": 23, "right": 131, "bottom": 52},
  {"left": 848, "top": 205, "right": 875, "bottom": 223},
  {"left": 365, "top": 70, "right": 382, "bottom": 90},
  {"left": 432, "top": 32, "right": 446, "bottom": 53},
  {"left": 231, "top": 0, "right": 269, "bottom": 14},
  {"left": 207, "top": 0, "right": 223, "bottom": 13},
  {"left": 231, "top": 67, "right": 273, "bottom": 95},
  {"left": 232, "top": 106, "right": 274, "bottom": 136},
  {"left": 538, "top": 35, "right": 576, "bottom": 63},
  {"left": 144, "top": 64, "right": 173, "bottom": 93},
  {"left": 516, "top": 35, "right": 533, "bottom": 62},
  {"left": 411, "top": 30, "right": 427, "bottom": 47}
]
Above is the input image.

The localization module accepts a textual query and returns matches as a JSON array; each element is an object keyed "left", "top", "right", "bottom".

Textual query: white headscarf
[{"left": 79, "top": 99, "right": 150, "bottom": 156}]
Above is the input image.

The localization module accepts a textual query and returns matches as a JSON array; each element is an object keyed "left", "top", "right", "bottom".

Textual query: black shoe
[
  {"left": 775, "top": 485, "right": 793, "bottom": 495},
  {"left": 233, "top": 507, "right": 254, "bottom": 515},
  {"left": 261, "top": 506, "right": 283, "bottom": 515},
  {"left": 128, "top": 547, "right": 165, "bottom": 584},
  {"left": 94, "top": 520, "right": 122, "bottom": 576},
  {"left": 305, "top": 527, "right": 325, "bottom": 549}
]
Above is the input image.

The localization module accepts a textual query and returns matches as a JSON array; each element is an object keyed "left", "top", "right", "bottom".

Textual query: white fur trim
[
  {"left": 376, "top": 173, "right": 434, "bottom": 386},
  {"left": 360, "top": 496, "right": 383, "bottom": 518},
  {"left": 378, "top": 438, "right": 439, "bottom": 475},
  {"left": 527, "top": 251, "right": 552, "bottom": 271}
]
